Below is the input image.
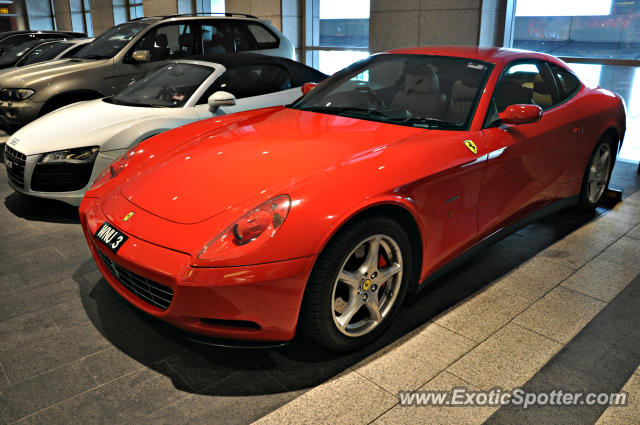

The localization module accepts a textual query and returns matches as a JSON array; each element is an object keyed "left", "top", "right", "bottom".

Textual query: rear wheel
[
  {"left": 300, "top": 216, "right": 412, "bottom": 351},
  {"left": 579, "top": 135, "right": 615, "bottom": 209}
]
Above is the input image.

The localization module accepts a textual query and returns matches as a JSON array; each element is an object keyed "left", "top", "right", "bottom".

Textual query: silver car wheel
[
  {"left": 331, "top": 234, "right": 403, "bottom": 337},
  {"left": 587, "top": 142, "right": 612, "bottom": 204}
]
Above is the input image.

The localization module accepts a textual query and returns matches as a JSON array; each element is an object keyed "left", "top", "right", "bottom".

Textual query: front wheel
[
  {"left": 300, "top": 217, "right": 412, "bottom": 352},
  {"left": 579, "top": 136, "right": 615, "bottom": 209}
]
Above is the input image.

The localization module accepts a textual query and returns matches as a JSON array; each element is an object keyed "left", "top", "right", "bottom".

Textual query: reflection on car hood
[
  {"left": 119, "top": 107, "right": 426, "bottom": 224},
  {"left": 0, "top": 58, "right": 109, "bottom": 86},
  {"left": 8, "top": 99, "right": 176, "bottom": 155}
]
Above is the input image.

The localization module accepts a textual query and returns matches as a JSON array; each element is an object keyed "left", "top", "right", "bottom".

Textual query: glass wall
[
  {"left": 25, "top": 0, "right": 55, "bottom": 30},
  {"left": 512, "top": 0, "right": 640, "bottom": 60},
  {"left": 178, "top": 0, "right": 225, "bottom": 14},
  {"left": 69, "top": 0, "right": 93, "bottom": 36},
  {"left": 305, "top": 0, "right": 369, "bottom": 75}
]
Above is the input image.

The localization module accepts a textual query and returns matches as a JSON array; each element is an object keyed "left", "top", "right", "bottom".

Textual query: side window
[
  {"left": 493, "top": 62, "right": 557, "bottom": 113},
  {"left": 245, "top": 23, "right": 279, "bottom": 49},
  {"left": 131, "top": 23, "right": 195, "bottom": 61},
  {"left": 0, "top": 35, "right": 31, "bottom": 52},
  {"left": 548, "top": 64, "right": 581, "bottom": 102},
  {"left": 200, "top": 21, "right": 252, "bottom": 53},
  {"left": 197, "top": 64, "right": 291, "bottom": 103}
]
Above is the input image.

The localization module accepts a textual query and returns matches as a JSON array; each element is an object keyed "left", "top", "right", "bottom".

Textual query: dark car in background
[{"left": 0, "top": 30, "right": 85, "bottom": 56}]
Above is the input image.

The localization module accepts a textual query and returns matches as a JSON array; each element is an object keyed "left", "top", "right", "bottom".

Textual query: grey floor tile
[
  {"left": 0, "top": 361, "right": 97, "bottom": 424},
  {"left": 561, "top": 258, "right": 639, "bottom": 302},
  {"left": 513, "top": 286, "right": 606, "bottom": 344},
  {"left": 447, "top": 323, "right": 562, "bottom": 390},
  {"left": 435, "top": 285, "right": 531, "bottom": 342},
  {"left": 0, "top": 310, "right": 60, "bottom": 352},
  {"left": 12, "top": 363, "right": 190, "bottom": 425},
  {"left": 147, "top": 371, "right": 301, "bottom": 425},
  {"left": 492, "top": 256, "right": 576, "bottom": 302},
  {"left": 373, "top": 371, "right": 497, "bottom": 425},
  {"left": 355, "top": 322, "right": 476, "bottom": 393},
  {"left": 539, "top": 232, "right": 611, "bottom": 269},
  {"left": 80, "top": 347, "right": 144, "bottom": 385},
  {"left": 627, "top": 223, "right": 640, "bottom": 239},
  {"left": 596, "top": 237, "right": 640, "bottom": 270},
  {"left": 254, "top": 371, "right": 396, "bottom": 425}
]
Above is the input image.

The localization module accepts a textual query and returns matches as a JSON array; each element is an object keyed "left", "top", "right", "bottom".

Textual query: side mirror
[
  {"left": 131, "top": 50, "right": 151, "bottom": 63},
  {"left": 208, "top": 91, "right": 236, "bottom": 112},
  {"left": 301, "top": 82, "right": 317, "bottom": 95},
  {"left": 498, "top": 104, "right": 542, "bottom": 125}
]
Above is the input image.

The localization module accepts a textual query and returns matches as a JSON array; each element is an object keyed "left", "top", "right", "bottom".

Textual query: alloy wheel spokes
[{"left": 331, "top": 233, "right": 404, "bottom": 337}]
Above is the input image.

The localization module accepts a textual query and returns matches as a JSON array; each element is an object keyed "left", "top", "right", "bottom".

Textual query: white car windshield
[
  {"left": 111, "top": 63, "right": 213, "bottom": 108},
  {"left": 291, "top": 54, "right": 492, "bottom": 130}
]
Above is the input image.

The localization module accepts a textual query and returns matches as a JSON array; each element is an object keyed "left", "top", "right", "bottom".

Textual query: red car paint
[{"left": 79, "top": 47, "right": 626, "bottom": 342}]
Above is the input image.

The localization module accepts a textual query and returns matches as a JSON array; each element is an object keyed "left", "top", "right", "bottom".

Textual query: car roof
[
  {"left": 130, "top": 13, "right": 262, "bottom": 23},
  {"left": 0, "top": 30, "right": 86, "bottom": 39},
  {"left": 386, "top": 46, "right": 565, "bottom": 67}
]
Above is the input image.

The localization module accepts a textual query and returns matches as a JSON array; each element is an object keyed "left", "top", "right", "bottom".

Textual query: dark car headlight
[
  {"left": 0, "top": 88, "right": 35, "bottom": 101},
  {"left": 38, "top": 146, "right": 99, "bottom": 165}
]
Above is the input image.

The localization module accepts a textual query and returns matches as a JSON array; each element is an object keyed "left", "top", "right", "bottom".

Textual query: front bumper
[
  {"left": 6, "top": 149, "right": 126, "bottom": 206},
  {"left": 0, "top": 99, "right": 42, "bottom": 131},
  {"left": 79, "top": 197, "right": 316, "bottom": 342}
]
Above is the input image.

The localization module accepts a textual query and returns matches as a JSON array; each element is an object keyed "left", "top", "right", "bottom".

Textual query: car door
[
  {"left": 477, "top": 61, "right": 583, "bottom": 236},
  {"left": 195, "top": 63, "right": 300, "bottom": 118},
  {"left": 113, "top": 22, "right": 197, "bottom": 92}
]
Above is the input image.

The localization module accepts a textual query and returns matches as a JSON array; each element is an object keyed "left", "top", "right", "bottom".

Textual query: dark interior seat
[{"left": 152, "top": 34, "right": 170, "bottom": 60}]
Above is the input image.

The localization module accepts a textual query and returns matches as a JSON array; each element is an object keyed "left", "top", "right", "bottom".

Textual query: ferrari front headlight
[
  {"left": 198, "top": 194, "right": 291, "bottom": 260},
  {"left": 0, "top": 88, "right": 35, "bottom": 101}
]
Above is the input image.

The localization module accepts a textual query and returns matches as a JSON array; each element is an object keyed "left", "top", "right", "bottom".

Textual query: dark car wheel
[
  {"left": 300, "top": 216, "right": 412, "bottom": 352},
  {"left": 579, "top": 134, "right": 616, "bottom": 209}
]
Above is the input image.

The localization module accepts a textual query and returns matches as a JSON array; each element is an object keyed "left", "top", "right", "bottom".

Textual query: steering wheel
[
  {"left": 156, "top": 85, "right": 177, "bottom": 101},
  {"left": 354, "top": 86, "right": 384, "bottom": 108}
]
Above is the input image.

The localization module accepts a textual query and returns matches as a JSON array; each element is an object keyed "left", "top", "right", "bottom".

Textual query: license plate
[{"left": 94, "top": 222, "right": 128, "bottom": 254}]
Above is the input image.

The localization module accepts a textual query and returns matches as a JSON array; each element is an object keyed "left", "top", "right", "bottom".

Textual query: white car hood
[{"left": 9, "top": 98, "right": 190, "bottom": 156}]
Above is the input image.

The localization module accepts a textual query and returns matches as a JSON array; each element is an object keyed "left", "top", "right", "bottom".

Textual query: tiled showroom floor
[{"left": 0, "top": 155, "right": 638, "bottom": 425}]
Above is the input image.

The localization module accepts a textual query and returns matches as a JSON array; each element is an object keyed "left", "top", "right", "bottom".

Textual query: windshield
[
  {"left": 1, "top": 40, "right": 43, "bottom": 62},
  {"left": 16, "top": 41, "right": 69, "bottom": 66},
  {"left": 111, "top": 63, "right": 213, "bottom": 108},
  {"left": 74, "top": 23, "right": 146, "bottom": 59},
  {"left": 291, "top": 54, "right": 492, "bottom": 130}
]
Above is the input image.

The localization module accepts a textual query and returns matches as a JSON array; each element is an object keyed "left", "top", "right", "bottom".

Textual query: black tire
[
  {"left": 578, "top": 134, "right": 616, "bottom": 209},
  {"left": 300, "top": 216, "right": 413, "bottom": 352},
  {"left": 39, "top": 94, "right": 101, "bottom": 117}
]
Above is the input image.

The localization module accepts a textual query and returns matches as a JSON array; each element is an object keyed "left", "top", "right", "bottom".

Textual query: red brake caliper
[{"left": 378, "top": 253, "right": 388, "bottom": 293}]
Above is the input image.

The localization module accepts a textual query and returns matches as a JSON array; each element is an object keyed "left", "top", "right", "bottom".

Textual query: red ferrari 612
[{"left": 79, "top": 47, "right": 625, "bottom": 351}]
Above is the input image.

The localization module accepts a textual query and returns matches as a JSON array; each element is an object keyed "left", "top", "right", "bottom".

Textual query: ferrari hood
[
  {"left": 119, "top": 108, "right": 425, "bottom": 224},
  {"left": 0, "top": 58, "right": 109, "bottom": 87},
  {"left": 10, "top": 99, "right": 173, "bottom": 156}
]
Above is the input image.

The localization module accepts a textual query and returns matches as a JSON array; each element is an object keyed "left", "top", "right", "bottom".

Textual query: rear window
[{"left": 246, "top": 23, "right": 279, "bottom": 49}]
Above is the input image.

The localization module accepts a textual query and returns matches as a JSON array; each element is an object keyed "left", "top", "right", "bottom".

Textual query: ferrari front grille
[
  {"left": 4, "top": 145, "right": 26, "bottom": 188},
  {"left": 96, "top": 249, "right": 173, "bottom": 311}
]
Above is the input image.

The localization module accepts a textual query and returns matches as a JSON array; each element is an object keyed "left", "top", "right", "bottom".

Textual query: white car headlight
[{"left": 39, "top": 146, "right": 99, "bottom": 165}]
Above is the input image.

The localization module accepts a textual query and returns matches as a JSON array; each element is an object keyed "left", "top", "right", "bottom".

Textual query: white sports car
[{"left": 4, "top": 53, "right": 326, "bottom": 206}]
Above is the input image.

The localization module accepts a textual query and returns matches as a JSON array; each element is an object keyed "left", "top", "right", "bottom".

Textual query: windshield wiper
[
  {"left": 389, "top": 116, "right": 459, "bottom": 129},
  {"left": 298, "top": 106, "right": 390, "bottom": 119}
]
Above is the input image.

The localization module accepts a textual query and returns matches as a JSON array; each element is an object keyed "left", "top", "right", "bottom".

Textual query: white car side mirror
[{"left": 208, "top": 91, "right": 236, "bottom": 112}]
